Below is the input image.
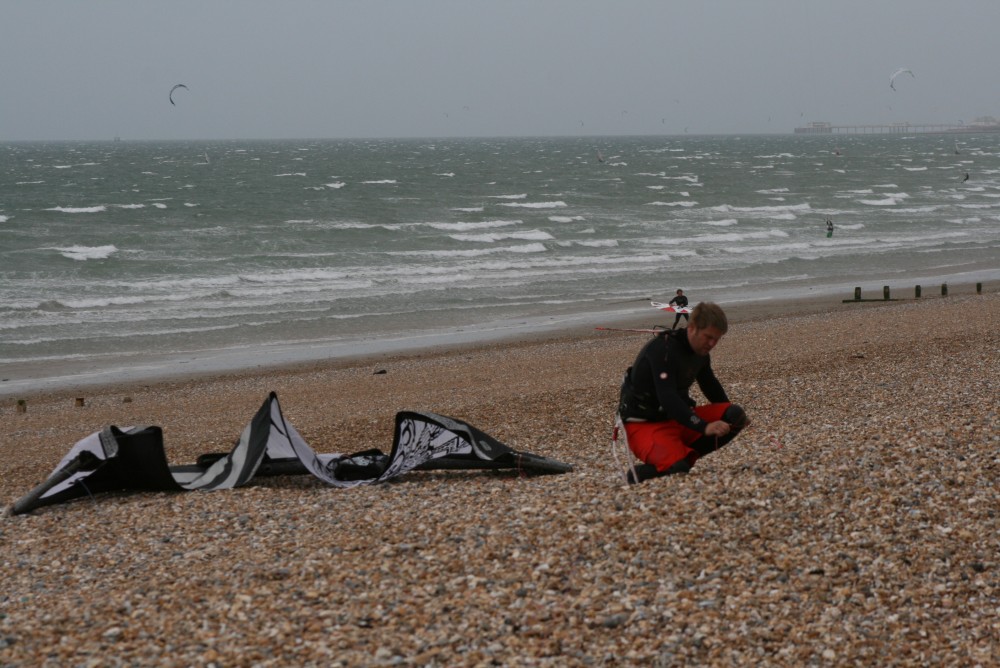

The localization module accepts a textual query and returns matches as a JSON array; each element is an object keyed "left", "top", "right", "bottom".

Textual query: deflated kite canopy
[{"left": 9, "top": 392, "right": 571, "bottom": 515}]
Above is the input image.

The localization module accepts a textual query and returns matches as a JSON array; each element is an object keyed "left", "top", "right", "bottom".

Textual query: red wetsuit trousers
[{"left": 625, "top": 403, "right": 731, "bottom": 472}]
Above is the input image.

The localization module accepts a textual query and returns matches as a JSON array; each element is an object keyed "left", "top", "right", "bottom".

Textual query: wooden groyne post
[
  {"left": 847, "top": 282, "right": 984, "bottom": 304},
  {"left": 844, "top": 286, "right": 901, "bottom": 303}
]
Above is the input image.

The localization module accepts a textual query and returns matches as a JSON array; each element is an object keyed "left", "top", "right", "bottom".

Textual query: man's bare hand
[{"left": 705, "top": 420, "right": 731, "bottom": 437}]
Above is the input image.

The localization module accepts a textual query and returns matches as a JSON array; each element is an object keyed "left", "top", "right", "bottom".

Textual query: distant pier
[{"left": 794, "top": 119, "right": 1000, "bottom": 135}]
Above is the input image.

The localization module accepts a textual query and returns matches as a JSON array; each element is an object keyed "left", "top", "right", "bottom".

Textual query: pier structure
[{"left": 795, "top": 117, "right": 1000, "bottom": 135}]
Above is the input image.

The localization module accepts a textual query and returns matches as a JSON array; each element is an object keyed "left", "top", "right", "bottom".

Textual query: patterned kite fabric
[
  {"left": 8, "top": 392, "right": 571, "bottom": 516},
  {"left": 650, "top": 300, "right": 696, "bottom": 314}
]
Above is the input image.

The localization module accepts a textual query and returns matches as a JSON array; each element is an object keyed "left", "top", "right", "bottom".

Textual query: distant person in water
[
  {"left": 962, "top": 172, "right": 970, "bottom": 183},
  {"left": 668, "top": 289, "right": 689, "bottom": 329},
  {"left": 826, "top": 218, "right": 834, "bottom": 238},
  {"left": 617, "top": 302, "right": 749, "bottom": 484}
]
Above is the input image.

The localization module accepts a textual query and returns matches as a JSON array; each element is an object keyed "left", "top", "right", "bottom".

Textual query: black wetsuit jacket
[
  {"left": 668, "top": 295, "right": 689, "bottom": 309},
  {"left": 618, "top": 328, "right": 729, "bottom": 433}
]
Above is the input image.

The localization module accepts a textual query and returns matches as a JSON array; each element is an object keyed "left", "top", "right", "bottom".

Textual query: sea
[{"left": 2, "top": 133, "right": 998, "bottom": 393}]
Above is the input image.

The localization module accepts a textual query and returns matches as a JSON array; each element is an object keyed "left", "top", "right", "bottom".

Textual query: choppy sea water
[{"left": 2, "top": 134, "right": 998, "bottom": 390}]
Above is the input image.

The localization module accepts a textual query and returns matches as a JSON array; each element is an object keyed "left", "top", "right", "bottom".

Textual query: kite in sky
[
  {"left": 169, "top": 83, "right": 189, "bottom": 106},
  {"left": 889, "top": 68, "right": 914, "bottom": 91}
]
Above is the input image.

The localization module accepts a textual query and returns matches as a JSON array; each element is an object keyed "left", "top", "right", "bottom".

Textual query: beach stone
[{"left": 0, "top": 293, "right": 997, "bottom": 666}]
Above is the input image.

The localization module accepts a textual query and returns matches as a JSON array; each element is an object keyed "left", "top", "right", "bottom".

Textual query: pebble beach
[{"left": 1, "top": 288, "right": 998, "bottom": 667}]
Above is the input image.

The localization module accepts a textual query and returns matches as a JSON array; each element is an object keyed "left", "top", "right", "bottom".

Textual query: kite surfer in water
[
  {"left": 617, "top": 302, "right": 748, "bottom": 484},
  {"left": 826, "top": 218, "right": 834, "bottom": 238},
  {"left": 962, "top": 172, "right": 970, "bottom": 183}
]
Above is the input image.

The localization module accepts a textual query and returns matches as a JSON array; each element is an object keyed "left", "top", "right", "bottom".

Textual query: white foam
[
  {"left": 59, "top": 295, "right": 148, "bottom": 308},
  {"left": 46, "top": 206, "right": 106, "bottom": 213},
  {"left": 692, "top": 229, "right": 790, "bottom": 243},
  {"left": 239, "top": 268, "right": 354, "bottom": 284},
  {"left": 723, "top": 241, "right": 812, "bottom": 254},
  {"left": 573, "top": 239, "right": 619, "bottom": 248},
  {"left": 548, "top": 216, "right": 584, "bottom": 223},
  {"left": 892, "top": 206, "right": 941, "bottom": 213},
  {"left": 702, "top": 219, "right": 738, "bottom": 226},
  {"left": 362, "top": 179, "right": 398, "bottom": 184},
  {"left": 488, "top": 194, "right": 527, "bottom": 199},
  {"left": 711, "top": 203, "right": 811, "bottom": 214},
  {"left": 325, "top": 182, "right": 346, "bottom": 189},
  {"left": 427, "top": 220, "right": 521, "bottom": 231},
  {"left": 392, "top": 242, "right": 548, "bottom": 258},
  {"left": 0, "top": 215, "right": 8, "bottom": 223},
  {"left": 452, "top": 207, "right": 484, "bottom": 213},
  {"left": 648, "top": 200, "right": 698, "bottom": 207},
  {"left": 51, "top": 245, "right": 118, "bottom": 261},
  {"left": 858, "top": 197, "right": 903, "bottom": 206},
  {"left": 451, "top": 230, "right": 554, "bottom": 242},
  {"left": 323, "top": 221, "right": 404, "bottom": 231},
  {"left": 115, "top": 204, "right": 146, "bottom": 209},
  {"left": 499, "top": 201, "right": 567, "bottom": 209}
]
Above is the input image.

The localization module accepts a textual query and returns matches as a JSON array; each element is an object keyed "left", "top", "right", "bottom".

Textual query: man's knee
[
  {"left": 723, "top": 404, "right": 747, "bottom": 433},
  {"left": 693, "top": 404, "right": 747, "bottom": 454}
]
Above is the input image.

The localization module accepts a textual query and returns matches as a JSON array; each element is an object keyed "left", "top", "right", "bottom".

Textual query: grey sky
[{"left": 3, "top": 0, "right": 999, "bottom": 141}]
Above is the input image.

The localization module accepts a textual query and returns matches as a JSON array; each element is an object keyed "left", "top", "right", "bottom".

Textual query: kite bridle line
[{"left": 609, "top": 413, "right": 640, "bottom": 485}]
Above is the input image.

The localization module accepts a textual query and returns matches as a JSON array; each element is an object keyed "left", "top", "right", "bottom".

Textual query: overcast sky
[{"left": 3, "top": 0, "right": 999, "bottom": 141}]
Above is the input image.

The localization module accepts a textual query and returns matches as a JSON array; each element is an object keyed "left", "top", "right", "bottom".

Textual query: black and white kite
[
  {"left": 889, "top": 68, "right": 914, "bottom": 91},
  {"left": 9, "top": 392, "right": 570, "bottom": 515},
  {"left": 169, "top": 83, "right": 188, "bottom": 106}
]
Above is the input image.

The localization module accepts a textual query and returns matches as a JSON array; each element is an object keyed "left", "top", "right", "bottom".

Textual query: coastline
[
  {"left": 1, "top": 288, "right": 997, "bottom": 665},
  {"left": 2, "top": 278, "right": 993, "bottom": 401}
]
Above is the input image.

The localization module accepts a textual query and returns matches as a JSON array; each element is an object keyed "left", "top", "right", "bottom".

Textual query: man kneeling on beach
[{"left": 618, "top": 302, "right": 748, "bottom": 484}]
